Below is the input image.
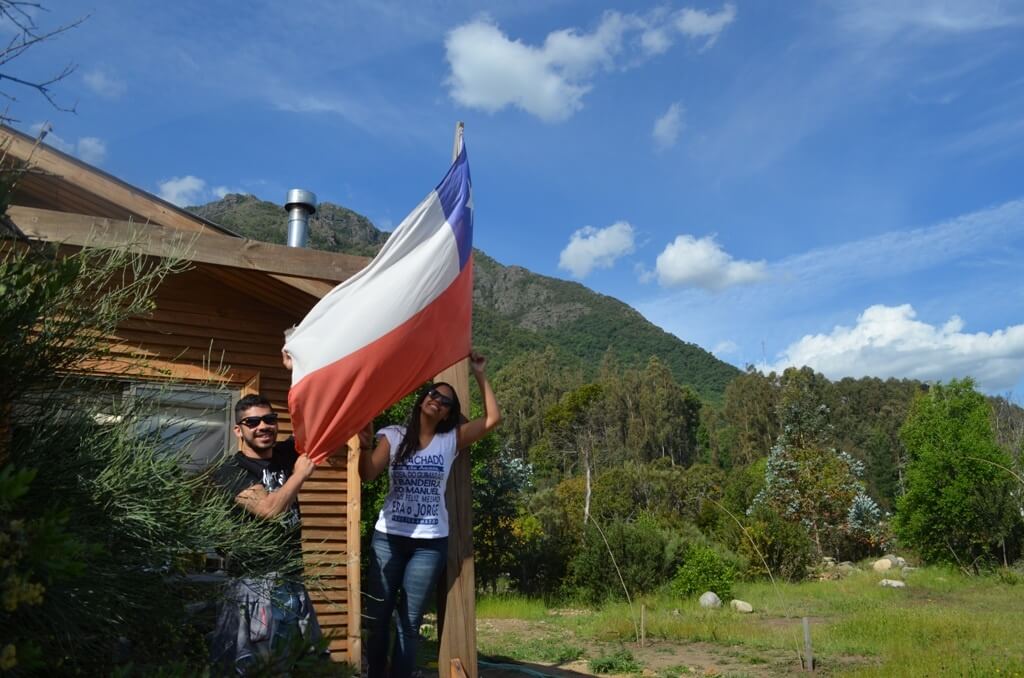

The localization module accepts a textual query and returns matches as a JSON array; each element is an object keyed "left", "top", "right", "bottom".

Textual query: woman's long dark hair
[{"left": 392, "top": 382, "right": 461, "bottom": 466}]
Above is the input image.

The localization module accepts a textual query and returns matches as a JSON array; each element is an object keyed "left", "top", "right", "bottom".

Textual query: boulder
[
  {"left": 872, "top": 558, "right": 893, "bottom": 572},
  {"left": 730, "top": 599, "right": 753, "bottom": 613},
  {"left": 879, "top": 578, "right": 906, "bottom": 588},
  {"left": 902, "top": 566, "right": 918, "bottom": 576},
  {"left": 699, "top": 592, "right": 722, "bottom": 609}
]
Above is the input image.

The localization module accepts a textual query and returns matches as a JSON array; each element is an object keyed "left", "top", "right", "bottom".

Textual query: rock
[
  {"left": 902, "top": 566, "right": 918, "bottom": 576},
  {"left": 879, "top": 578, "right": 906, "bottom": 588},
  {"left": 730, "top": 599, "right": 753, "bottom": 613},
  {"left": 699, "top": 592, "right": 722, "bottom": 609},
  {"left": 895, "top": 556, "right": 907, "bottom": 567},
  {"left": 872, "top": 558, "right": 893, "bottom": 572},
  {"left": 839, "top": 561, "right": 855, "bottom": 568}
]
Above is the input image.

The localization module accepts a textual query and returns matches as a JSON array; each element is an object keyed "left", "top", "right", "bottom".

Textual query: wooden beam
[
  {"left": 436, "top": 357, "right": 477, "bottom": 678},
  {"left": 8, "top": 205, "right": 370, "bottom": 283}
]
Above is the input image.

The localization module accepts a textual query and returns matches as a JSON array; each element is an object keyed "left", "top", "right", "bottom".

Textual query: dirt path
[{"left": 476, "top": 618, "right": 809, "bottom": 677}]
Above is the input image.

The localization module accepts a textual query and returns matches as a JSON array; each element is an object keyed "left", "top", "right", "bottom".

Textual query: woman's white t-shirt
[{"left": 374, "top": 425, "right": 458, "bottom": 539}]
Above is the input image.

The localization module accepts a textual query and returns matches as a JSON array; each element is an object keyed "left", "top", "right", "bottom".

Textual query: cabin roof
[{"left": 0, "top": 124, "right": 369, "bottom": 301}]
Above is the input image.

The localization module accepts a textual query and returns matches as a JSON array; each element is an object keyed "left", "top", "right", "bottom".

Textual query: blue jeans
[{"left": 366, "top": 530, "right": 447, "bottom": 678}]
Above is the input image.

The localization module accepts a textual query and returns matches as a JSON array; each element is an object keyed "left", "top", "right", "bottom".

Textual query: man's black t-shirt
[
  {"left": 216, "top": 439, "right": 303, "bottom": 575},
  {"left": 221, "top": 438, "right": 301, "bottom": 530}
]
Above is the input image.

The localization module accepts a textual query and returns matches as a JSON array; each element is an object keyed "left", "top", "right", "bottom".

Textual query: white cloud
[
  {"left": 713, "top": 339, "right": 739, "bottom": 356},
  {"left": 444, "top": 18, "right": 611, "bottom": 122},
  {"left": 653, "top": 234, "right": 767, "bottom": 291},
  {"left": 158, "top": 176, "right": 208, "bottom": 207},
  {"left": 212, "top": 185, "right": 246, "bottom": 199},
  {"left": 445, "top": 6, "right": 735, "bottom": 122},
  {"left": 559, "top": 221, "right": 636, "bottom": 278},
  {"left": 76, "top": 137, "right": 107, "bottom": 165},
  {"left": 641, "top": 26, "right": 673, "bottom": 55},
  {"left": 767, "top": 304, "right": 1024, "bottom": 392},
  {"left": 839, "top": 0, "right": 1021, "bottom": 38},
  {"left": 29, "top": 123, "right": 107, "bottom": 165},
  {"left": 29, "top": 122, "right": 72, "bottom": 153},
  {"left": 675, "top": 3, "right": 737, "bottom": 48},
  {"left": 653, "top": 102, "right": 685, "bottom": 150},
  {"left": 158, "top": 177, "right": 251, "bottom": 206},
  {"left": 83, "top": 69, "right": 126, "bottom": 98}
]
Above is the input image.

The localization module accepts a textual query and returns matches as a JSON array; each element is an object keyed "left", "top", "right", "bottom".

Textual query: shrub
[
  {"left": 738, "top": 509, "right": 815, "bottom": 582},
  {"left": 671, "top": 544, "right": 736, "bottom": 600},
  {"left": 895, "top": 379, "right": 1022, "bottom": 568},
  {"left": 590, "top": 648, "right": 642, "bottom": 674},
  {"left": 566, "top": 514, "right": 674, "bottom": 604}
]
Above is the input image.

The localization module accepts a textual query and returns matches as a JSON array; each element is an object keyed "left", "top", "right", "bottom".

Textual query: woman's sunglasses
[
  {"left": 237, "top": 413, "right": 279, "bottom": 428},
  {"left": 426, "top": 388, "right": 455, "bottom": 408}
]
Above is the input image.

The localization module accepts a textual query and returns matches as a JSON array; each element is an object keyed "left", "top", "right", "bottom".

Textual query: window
[{"left": 129, "top": 384, "right": 236, "bottom": 471}]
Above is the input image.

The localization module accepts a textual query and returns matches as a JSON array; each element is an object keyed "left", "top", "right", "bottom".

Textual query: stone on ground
[
  {"left": 879, "top": 578, "right": 906, "bottom": 588},
  {"left": 699, "top": 591, "right": 722, "bottom": 609},
  {"left": 730, "top": 599, "right": 753, "bottom": 613}
]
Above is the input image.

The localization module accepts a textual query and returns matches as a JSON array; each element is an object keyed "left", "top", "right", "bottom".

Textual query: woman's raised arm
[{"left": 457, "top": 351, "right": 502, "bottom": 450}]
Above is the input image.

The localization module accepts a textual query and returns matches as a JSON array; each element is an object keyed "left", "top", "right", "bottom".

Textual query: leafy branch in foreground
[{"left": 0, "top": 243, "right": 310, "bottom": 674}]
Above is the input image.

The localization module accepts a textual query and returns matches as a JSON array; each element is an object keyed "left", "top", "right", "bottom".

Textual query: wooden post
[
  {"left": 436, "top": 121, "right": 477, "bottom": 678},
  {"left": 640, "top": 605, "right": 646, "bottom": 648},
  {"left": 346, "top": 435, "right": 363, "bottom": 668},
  {"left": 436, "top": 358, "right": 475, "bottom": 677},
  {"left": 802, "top": 616, "right": 814, "bottom": 672}
]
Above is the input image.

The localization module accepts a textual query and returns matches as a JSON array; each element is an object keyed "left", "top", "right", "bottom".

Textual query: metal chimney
[{"left": 285, "top": 189, "right": 317, "bottom": 248}]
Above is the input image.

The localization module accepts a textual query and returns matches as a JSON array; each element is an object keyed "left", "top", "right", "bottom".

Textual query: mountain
[{"left": 190, "top": 195, "right": 740, "bottom": 400}]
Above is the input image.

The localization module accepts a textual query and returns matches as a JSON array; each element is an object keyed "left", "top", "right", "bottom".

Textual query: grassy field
[{"left": 474, "top": 566, "right": 1024, "bottom": 677}]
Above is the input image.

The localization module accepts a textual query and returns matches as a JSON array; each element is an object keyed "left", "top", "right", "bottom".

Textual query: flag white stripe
[{"left": 285, "top": 191, "right": 460, "bottom": 384}]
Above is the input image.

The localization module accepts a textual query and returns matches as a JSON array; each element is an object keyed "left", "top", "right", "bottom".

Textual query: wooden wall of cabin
[{"left": 84, "top": 263, "right": 359, "bottom": 665}]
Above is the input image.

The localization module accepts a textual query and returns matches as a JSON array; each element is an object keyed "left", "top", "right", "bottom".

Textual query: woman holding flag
[{"left": 359, "top": 350, "right": 500, "bottom": 678}]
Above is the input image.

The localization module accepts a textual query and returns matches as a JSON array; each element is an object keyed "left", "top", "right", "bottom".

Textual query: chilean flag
[{"left": 285, "top": 146, "right": 473, "bottom": 463}]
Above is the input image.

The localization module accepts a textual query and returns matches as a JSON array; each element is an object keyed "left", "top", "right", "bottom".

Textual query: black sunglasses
[
  {"left": 237, "top": 413, "right": 279, "bottom": 428},
  {"left": 426, "top": 388, "right": 455, "bottom": 408}
]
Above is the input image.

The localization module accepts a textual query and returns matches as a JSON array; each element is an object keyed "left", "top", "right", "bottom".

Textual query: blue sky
[{"left": 9, "top": 0, "right": 1024, "bottom": 395}]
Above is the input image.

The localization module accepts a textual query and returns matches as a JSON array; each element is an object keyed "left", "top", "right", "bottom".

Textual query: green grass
[
  {"left": 476, "top": 593, "right": 550, "bottom": 621},
  {"left": 477, "top": 566, "right": 1024, "bottom": 676},
  {"left": 478, "top": 634, "right": 584, "bottom": 664}
]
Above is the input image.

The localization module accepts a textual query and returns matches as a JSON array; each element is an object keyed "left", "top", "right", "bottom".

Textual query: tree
[
  {"left": 750, "top": 367, "right": 886, "bottom": 559},
  {"left": 713, "top": 367, "right": 780, "bottom": 468},
  {"left": 0, "top": 1, "right": 87, "bottom": 122},
  {"left": 895, "top": 379, "right": 1022, "bottom": 568}
]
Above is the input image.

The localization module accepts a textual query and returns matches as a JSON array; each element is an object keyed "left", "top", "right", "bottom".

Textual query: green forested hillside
[{"left": 190, "top": 195, "right": 740, "bottom": 400}]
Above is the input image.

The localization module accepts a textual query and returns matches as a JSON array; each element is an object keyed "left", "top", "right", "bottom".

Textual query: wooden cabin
[
  {"left": 0, "top": 124, "right": 480, "bottom": 676},
  {"left": 0, "top": 124, "right": 368, "bottom": 664}
]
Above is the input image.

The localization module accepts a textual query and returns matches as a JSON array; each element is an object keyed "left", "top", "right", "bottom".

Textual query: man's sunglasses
[
  {"left": 426, "top": 388, "right": 455, "bottom": 408},
  {"left": 237, "top": 413, "right": 279, "bottom": 428}
]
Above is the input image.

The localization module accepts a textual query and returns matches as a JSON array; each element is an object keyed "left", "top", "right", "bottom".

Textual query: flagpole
[{"left": 435, "top": 119, "right": 477, "bottom": 678}]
